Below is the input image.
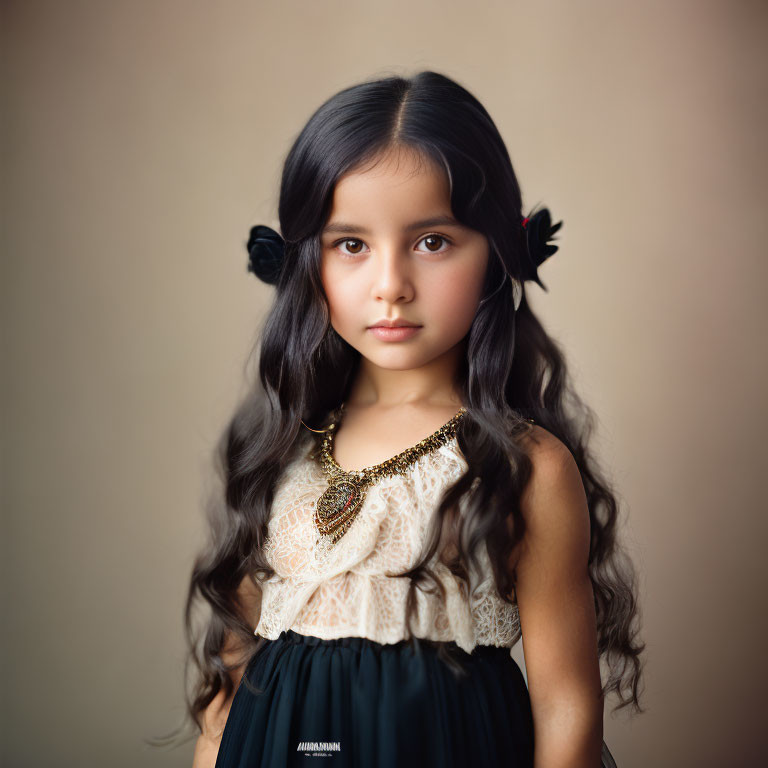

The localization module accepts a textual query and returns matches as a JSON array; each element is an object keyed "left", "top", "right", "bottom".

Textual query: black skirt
[{"left": 214, "top": 629, "right": 535, "bottom": 768}]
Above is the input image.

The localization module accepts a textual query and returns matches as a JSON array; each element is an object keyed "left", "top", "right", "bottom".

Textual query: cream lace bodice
[{"left": 254, "top": 430, "right": 522, "bottom": 655}]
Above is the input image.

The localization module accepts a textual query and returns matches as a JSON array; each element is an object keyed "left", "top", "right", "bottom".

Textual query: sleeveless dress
[{"left": 214, "top": 419, "right": 618, "bottom": 767}]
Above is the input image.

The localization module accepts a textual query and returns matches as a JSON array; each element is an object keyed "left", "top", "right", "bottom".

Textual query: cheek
[
  {"left": 321, "top": 265, "right": 357, "bottom": 328},
  {"left": 430, "top": 284, "right": 478, "bottom": 333},
  {"left": 428, "top": 259, "right": 487, "bottom": 325}
]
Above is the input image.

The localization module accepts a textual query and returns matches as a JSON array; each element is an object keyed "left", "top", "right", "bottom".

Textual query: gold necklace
[{"left": 314, "top": 403, "right": 468, "bottom": 546}]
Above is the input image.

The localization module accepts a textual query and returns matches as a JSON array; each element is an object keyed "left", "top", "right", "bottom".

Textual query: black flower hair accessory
[
  {"left": 246, "top": 224, "right": 285, "bottom": 286},
  {"left": 521, "top": 207, "right": 563, "bottom": 292}
]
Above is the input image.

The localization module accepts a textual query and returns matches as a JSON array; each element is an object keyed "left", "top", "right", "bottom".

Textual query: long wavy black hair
[{"left": 148, "top": 69, "right": 645, "bottom": 750}]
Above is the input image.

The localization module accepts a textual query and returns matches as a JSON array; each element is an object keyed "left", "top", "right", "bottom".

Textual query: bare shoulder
[
  {"left": 518, "top": 424, "right": 580, "bottom": 495},
  {"left": 516, "top": 421, "right": 564, "bottom": 455},
  {"left": 507, "top": 424, "right": 590, "bottom": 572}
]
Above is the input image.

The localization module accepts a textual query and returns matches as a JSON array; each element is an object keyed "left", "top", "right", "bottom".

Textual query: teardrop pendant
[
  {"left": 312, "top": 402, "right": 467, "bottom": 547},
  {"left": 314, "top": 475, "right": 368, "bottom": 544}
]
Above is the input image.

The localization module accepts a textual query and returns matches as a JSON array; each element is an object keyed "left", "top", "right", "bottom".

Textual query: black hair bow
[
  {"left": 521, "top": 207, "right": 563, "bottom": 291},
  {"left": 246, "top": 225, "right": 285, "bottom": 286}
]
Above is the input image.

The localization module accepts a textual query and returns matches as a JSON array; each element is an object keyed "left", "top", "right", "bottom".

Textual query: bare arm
[
  {"left": 511, "top": 428, "right": 604, "bottom": 768},
  {"left": 192, "top": 686, "right": 235, "bottom": 768},
  {"left": 192, "top": 573, "right": 262, "bottom": 768}
]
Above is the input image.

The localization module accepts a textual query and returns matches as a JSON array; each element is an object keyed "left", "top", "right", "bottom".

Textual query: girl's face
[{"left": 320, "top": 148, "right": 489, "bottom": 380}]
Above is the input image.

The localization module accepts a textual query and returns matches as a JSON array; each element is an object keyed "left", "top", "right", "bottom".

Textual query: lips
[
  {"left": 368, "top": 325, "right": 422, "bottom": 341},
  {"left": 368, "top": 321, "right": 421, "bottom": 328}
]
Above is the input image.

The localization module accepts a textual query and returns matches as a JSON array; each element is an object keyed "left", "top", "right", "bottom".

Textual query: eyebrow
[{"left": 322, "top": 214, "right": 465, "bottom": 236}]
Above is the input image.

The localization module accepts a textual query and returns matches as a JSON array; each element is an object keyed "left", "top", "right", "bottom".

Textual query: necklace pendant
[
  {"left": 314, "top": 474, "right": 367, "bottom": 544},
  {"left": 313, "top": 403, "right": 467, "bottom": 546}
]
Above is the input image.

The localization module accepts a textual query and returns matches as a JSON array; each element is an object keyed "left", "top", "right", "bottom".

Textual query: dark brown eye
[
  {"left": 335, "top": 238, "right": 367, "bottom": 257},
  {"left": 345, "top": 239, "right": 363, "bottom": 253},
  {"left": 416, "top": 234, "right": 452, "bottom": 254}
]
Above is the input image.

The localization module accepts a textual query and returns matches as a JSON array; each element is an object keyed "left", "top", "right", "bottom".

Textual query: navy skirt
[{"left": 214, "top": 629, "right": 534, "bottom": 768}]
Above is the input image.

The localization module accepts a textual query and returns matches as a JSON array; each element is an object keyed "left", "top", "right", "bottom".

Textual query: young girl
[{"left": 163, "top": 70, "right": 645, "bottom": 767}]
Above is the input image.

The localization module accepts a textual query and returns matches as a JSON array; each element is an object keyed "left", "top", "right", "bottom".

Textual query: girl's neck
[{"left": 346, "top": 343, "right": 466, "bottom": 410}]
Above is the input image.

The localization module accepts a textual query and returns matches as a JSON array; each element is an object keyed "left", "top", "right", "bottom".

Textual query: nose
[{"left": 370, "top": 247, "right": 414, "bottom": 304}]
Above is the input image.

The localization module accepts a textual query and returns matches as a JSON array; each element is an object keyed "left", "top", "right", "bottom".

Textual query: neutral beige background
[{"left": 3, "top": 0, "right": 766, "bottom": 765}]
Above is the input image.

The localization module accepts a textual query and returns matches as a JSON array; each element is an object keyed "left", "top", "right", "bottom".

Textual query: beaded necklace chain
[{"left": 314, "top": 403, "right": 468, "bottom": 546}]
